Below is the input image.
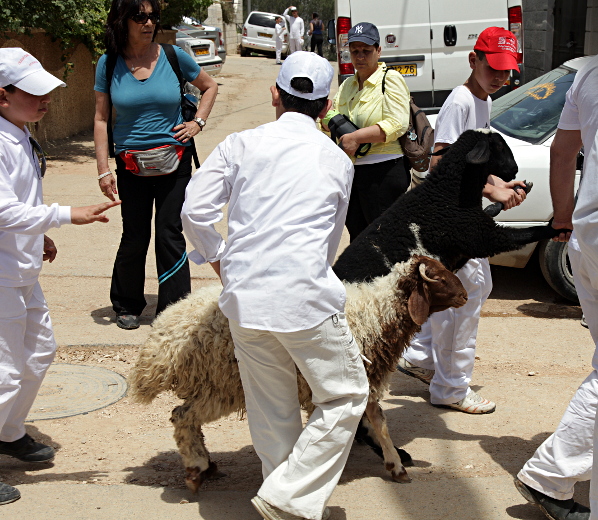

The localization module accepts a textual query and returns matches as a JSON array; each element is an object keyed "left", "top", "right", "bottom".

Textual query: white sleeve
[
  {"left": 558, "top": 85, "right": 581, "bottom": 131},
  {"left": 299, "top": 18, "right": 305, "bottom": 35},
  {"left": 0, "top": 157, "right": 71, "bottom": 234},
  {"left": 283, "top": 8, "right": 291, "bottom": 23},
  {"left": 434, "top": 102, "right": 468, "bottom": 145},
  {"left": 181, "top": 138, "right": 232, "bottom": 265}
]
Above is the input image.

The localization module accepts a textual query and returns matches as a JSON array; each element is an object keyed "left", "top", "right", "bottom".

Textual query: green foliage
[
  {"left": 0, "top": 0, "right": 110, "bottom": 60},
  {"left": 161, "top": 0, "right": 215, "bottom": 29}
]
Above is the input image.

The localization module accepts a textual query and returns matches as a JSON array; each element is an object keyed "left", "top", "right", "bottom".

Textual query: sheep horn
[{"left": 419, "top": 263, "right": 438, "bottom": 283}]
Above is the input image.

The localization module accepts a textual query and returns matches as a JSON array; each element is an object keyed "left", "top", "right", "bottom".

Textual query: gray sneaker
[
  {"left": 251, "top": 496, "right": 330, "bottom": 520},
  {"left": 514, "top": 477, "right": 590, "bottom": 520},
  {"left": 0, "top": 482, "right": 20, "bottom": 505},
  {"left": 397, "top": 357, "right": 434, "bottom": 385},
  {"left": 445, "top": 390, "right": 496, "bottom": 414}
]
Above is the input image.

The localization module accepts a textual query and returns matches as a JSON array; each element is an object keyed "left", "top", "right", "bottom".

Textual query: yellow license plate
[
  {"left": 389, "top": 63, "right": 417, "bottom": 76},
  {"left": 194, "top": 48, "right": 209, "bottom": 56},
  {"left": 258, "top": 32, "right": 272, "bottom": 38}
]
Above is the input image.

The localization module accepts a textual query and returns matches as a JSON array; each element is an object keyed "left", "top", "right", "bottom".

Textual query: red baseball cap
[{"left": 474, "top": 27, "right": 522, "bottom": 72}]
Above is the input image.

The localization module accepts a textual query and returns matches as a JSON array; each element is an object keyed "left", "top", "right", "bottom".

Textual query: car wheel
[
  {"left": 240, "top": 46, "right": 249, "bottom": 57},
  {"left": 538, "top": 239, "right": 579, "bottom": 303}
]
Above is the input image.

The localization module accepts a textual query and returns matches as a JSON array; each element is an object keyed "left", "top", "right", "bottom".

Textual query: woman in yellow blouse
[{"left": 323, "top": 22, "right": 410, "bottom": 242}]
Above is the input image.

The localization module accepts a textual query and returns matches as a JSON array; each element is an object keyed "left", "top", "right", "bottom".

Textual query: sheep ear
[
  {"left": 408, "top": 281, "right": 430, "bottom": 326},
  {"left": 466, "top": 139, "right": 491, "bottom": 164}
]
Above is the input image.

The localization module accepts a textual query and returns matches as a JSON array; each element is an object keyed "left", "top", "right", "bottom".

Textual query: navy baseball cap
[{"left": 347, "top": 22, "right": 380, "bottom": 46}]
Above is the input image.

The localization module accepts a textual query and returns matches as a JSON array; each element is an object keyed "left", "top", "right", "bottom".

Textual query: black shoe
[
  {"left": 116, "top": 314, "right": 140, "bottom": 330},
  {"left": 0, "top": 433, "right": 54, "bottom": 462},
  {"left": 514, "top": 477, "right": 590, "bottom": 520},
  {"left": 0, "top": 482, "right": 20, "bottom": 505}
]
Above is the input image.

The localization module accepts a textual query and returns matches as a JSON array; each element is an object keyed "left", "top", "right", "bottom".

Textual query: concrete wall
[
  {"left": 204, "top": 0, "right": 243, "bottom": 55},
  {"left": 0, "top": 31, "right": 96, "bottom": 145},
  {"left": 586, "top": 0, "right": 598, "bottom": 53},
  {"left": 523, "top": 0, "right": 554, "bottom": 82}
]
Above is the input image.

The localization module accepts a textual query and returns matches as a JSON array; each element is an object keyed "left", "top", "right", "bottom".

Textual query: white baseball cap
[
  {"left": 0, "top": 48, "right": 66, "bottom": 95},
  {"left": 276, "top": 51, "right": 333, "bottom": 100}
]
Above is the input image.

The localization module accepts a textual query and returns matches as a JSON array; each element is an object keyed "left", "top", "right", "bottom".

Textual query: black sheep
[{"left": 334, "top": 129, "right": 564, "bottom": 283}]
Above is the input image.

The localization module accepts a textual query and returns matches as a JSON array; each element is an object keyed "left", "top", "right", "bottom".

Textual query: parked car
[
  {"left": 240, "top": 11, "right": 289, "bottom": 57},
  {"left": 175, "top": 32, "right": 223, "bottom": 77},
  {"left": 426, "top": 56, "right": 592, "bottom": 302},
  {"left": 178, "top": 21, "right": 226, "bottom": 65}
]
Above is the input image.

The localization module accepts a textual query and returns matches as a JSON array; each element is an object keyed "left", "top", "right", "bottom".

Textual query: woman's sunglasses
[{"left": 130, "top": 12, "right": 160, "bottom": 24}]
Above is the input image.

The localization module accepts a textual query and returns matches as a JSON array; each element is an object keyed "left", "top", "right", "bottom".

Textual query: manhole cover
[{"left": 26, "top": 364, "right": 127, "bottom": 421}]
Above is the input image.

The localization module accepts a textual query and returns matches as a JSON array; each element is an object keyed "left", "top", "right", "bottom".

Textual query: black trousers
[
  {"left": 310, "top": 34, "right": 324, "bottom": 56},
  {"left": 345, "top": 156, "right": 411, "bottom": 243},
  {"left": 110, "top": 146, "right": 193, "bottom": 317}
]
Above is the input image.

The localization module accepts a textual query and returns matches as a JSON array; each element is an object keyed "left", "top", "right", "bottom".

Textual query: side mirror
[{"left": 327, "top": 19, "right": 336, "bottom": 44}]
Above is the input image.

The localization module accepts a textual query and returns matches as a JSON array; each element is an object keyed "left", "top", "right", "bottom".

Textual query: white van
[
  {"left": 241, "top": 11, "right": 289, "bottom": 57},
  {"left": 331, "top": 0, "right": 524, "bottom": 111}
]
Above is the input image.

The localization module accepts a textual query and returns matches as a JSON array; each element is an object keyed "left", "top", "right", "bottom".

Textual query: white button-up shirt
[
  {"left": 182, "top": 111, "right": 354, "bottom": 332},
  {"left": 283, "top": 9, "right": 305, "bottom": 40},
  {"left": 0, "top": 117, "right": 71, "bottom": 287}
]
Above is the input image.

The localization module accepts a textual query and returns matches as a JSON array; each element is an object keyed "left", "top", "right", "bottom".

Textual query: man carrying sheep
[
  {"left": 513, "top": 55, "right": 598, "bottom": 520},
  {"left": 181, "top": 51, "right": 369, "bottom": 520},
  {"left": 398, "top": 27, "right": 527, "bottom": 414}
]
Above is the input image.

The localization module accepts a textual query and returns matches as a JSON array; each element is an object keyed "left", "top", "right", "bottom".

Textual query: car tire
[
  {"left": 538, "top": 239, "right": 579, "bottom": 303},
  {"left": 240, "top": 46, "right": 249, "bottom": 57}
]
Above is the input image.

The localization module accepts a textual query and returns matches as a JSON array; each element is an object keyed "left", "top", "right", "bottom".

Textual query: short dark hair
[
  {"left": 474, "top": 49, "right": 486, "bottom": 61},
  {"left": 276, "top": 78, "right": 327, "bottom": 120},
  {"left": 104, "top": 0, "right": 162, "bottom": 56},
  {"left": 2, "top": 84, "right": 15, "bottom": 93},
  {"left": 312, "top": 12, "right": 319, "bottom": 18}
]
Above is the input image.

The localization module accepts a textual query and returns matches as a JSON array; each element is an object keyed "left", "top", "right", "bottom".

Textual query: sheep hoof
[
  {"left": 397, "top": 448, "right": 414, "bottom": 467},
  {"left": 390, "top": 466, "right": 412, "bottom": 484},
  {"left": 185, "top": 461, "right": 219, "bottom": 492}
]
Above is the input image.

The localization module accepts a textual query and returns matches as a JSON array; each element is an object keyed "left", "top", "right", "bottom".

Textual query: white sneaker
[
  {"left": 251, "top": 496, "right": 331, "bottom": 520},
  {"left": 397, "top": 357, "right": 434, "bottom": 385},
  {"left": 446, "top": 390, "right": 496, "bottom": 414}
]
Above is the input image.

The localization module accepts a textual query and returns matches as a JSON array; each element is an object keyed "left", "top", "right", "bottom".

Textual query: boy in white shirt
[
  {"left": 0, "top": 48, "right": 120, "bottom": 505},
  {"left": 275, "top": 16, "right": 286, "bottom": 65},
  {"left": 398, "top": 27, "right": 527, "bottom": 414},
  {"left": 181, "top": 52, "right": 368, "bottom": 520}
]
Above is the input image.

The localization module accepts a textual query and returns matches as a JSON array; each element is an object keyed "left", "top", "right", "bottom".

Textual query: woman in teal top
[{"left": 93, "top": 0, "right": 218, "bottom": 330}]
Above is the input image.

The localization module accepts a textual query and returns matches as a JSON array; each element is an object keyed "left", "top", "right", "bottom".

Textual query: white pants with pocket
[
  {"left": 518, "top": 245, "right": 598, "bottom": 519},
  {"left": 289, "top": 38, "right": 302, "bottom": 53},
  {"left": 0, "top": 282, "right": 57, "bottom": 442},
  {"left": 229, "top": 313, "right": 369, "bottom": 520},
  {"left": 276, "top": 40, "right": 283, "bottom": 62},
  {"left": 403, "top": 257, "right": 493, "bottom": 404}
]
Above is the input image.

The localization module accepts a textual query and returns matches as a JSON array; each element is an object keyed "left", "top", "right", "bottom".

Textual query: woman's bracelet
[{"left": 97, "top": 171, "right": 112, "bottom": 181}]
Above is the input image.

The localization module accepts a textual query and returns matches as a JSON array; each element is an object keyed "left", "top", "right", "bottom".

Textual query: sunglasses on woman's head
[{"left": 130, "top": 12, "right": 160, "bottom": 24}]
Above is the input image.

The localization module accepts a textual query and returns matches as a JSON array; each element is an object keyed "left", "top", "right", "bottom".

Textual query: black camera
[{"left": 328, "top": 114, "right": 371, "bottom": 157}]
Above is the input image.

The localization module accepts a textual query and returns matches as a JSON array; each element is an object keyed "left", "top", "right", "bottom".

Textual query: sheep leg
[
  {"left": 170, "top": 404, "right": 220, "bottom": 492},
  {"left": 355, "top": 418, "right": 413, "bottom": 467},
  {"left": 364, "top": 400, "right": 412, "bottom": 483}
]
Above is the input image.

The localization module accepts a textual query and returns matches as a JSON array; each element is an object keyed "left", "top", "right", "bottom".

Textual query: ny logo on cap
[{"left": 355, "top": 25, "right": 363, "bottom": 33}]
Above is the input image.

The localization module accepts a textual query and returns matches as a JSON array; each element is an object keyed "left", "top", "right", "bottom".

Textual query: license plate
[
  {"left": 194, "top": 48, "right": 209, "bottom": 56},
  {"left": 258, "top": 32, "right": 272, "bottom": 38},
  {"left": 389, "top": 63, "right": 417, "bottom": 76}
]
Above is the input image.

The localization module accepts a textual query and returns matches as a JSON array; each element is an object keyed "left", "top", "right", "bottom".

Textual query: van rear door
[
  {"left": 429, "top": 1, "right": 509, "bottom": 106},
  {"left": 350, "top": 0, "right": 434, "bottom": 108}
]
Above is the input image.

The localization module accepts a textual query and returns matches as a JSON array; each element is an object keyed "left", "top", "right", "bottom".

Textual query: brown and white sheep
[{"left": 128, "top": 255, "right": 467, "bottom": 491}]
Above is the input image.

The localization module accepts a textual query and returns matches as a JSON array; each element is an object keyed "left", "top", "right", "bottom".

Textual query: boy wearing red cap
[{"left": 399, "top": 27, "right": 527, "bottom": 414}]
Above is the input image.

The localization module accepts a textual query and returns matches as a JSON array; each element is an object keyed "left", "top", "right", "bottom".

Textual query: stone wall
[{"left": 204, "top": 0, "right": 243, "bottom": 56}]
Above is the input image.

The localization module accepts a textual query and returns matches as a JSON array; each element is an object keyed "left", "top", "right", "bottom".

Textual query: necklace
[{"left": 125, "top": 45, "right": 153, "bottom": 73}]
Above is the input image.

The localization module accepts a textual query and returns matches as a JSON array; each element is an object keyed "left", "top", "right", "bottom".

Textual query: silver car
[
  {"left": 177, "top": 22, "right": 226, "bottom": 65},
  {"left": 175, "top": 32, "right": 223, "bottom": 77}
]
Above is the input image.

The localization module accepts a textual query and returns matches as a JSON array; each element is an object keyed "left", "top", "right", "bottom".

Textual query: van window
[
  {"left": 491, "top": 68, "right": 575, "bottom": 145},
  {"left": 248, "top": 13, "right": 276, "bottom": 28}
]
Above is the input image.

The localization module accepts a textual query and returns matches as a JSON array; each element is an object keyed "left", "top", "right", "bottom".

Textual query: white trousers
[
  {"left": 230, "top": 313, "right": 369, "bottom": 520},
  {"left": 518, "top": 245, "right": 598, "bottom": 518},
  {"left": 0, "top": 282, "right": 56, "bottom": 442},
  {"left": 289, "top": 38, "right": 302, "bottom": 54},
  {"left": 403, "top": 258, "right": 493, "bottom": 404},
  {"left": 276, "top": 40, "right": 283, "bottom": 63}
]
